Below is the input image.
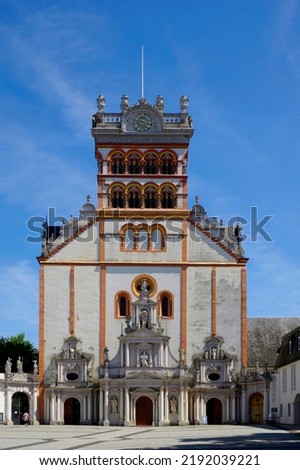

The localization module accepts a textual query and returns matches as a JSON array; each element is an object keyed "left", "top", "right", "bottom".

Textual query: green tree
[{"left": 0, "top": 333, "right": 38, "bottom": 374}]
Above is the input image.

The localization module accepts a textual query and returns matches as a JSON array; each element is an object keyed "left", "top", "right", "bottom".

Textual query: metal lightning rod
[{"left": 141, "top": 45, "right": 144, "bottom": 99}]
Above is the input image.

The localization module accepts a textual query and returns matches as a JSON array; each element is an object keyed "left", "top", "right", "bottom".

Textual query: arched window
[
  {"left": 115, "top": 291, "right": 131, "bottom": 317},
  {"left": 111, "top": 153, "right": 125, "bottom": 174},
  {"left": 111, "top": 185, "right": 124, "bottom": 208},
  {"left": 158, "top": 291, "right": 173, "bottom": 318},
  {"left": 144, "top": 153, "right": 157, "bottom": 174},
  {"left": 128, "top": 153, "right": 141, "bottom": 174},
  {"left": 144, "top": 186, "right": 157, "bottom": 208},
  {"left": 138, "top": 229, "right": 148, "bottom": 250},
  {"left": 125, "top": 229, "right": 134, "bottom": 250},
  {"left": 161, "top": 153, "right": 176, "bottom": 174},
  {"left": 151, "top": 228, "right": 163, "bottom": 249},
  {"left": 161, "top": 186, "right": 175, "bottom": 208},
  {"left": 128, "top": 186, "right": 141, "bottom": 208}
]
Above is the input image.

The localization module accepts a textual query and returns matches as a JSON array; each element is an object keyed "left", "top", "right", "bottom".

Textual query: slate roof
[
  {"left": 275, "top": 326, "right": 300, "bottom": 368},
  {"left": 248, "top": 317, "right": 300, "bottom": 368}
]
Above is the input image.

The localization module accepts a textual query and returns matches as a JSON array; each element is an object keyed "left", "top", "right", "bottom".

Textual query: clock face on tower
[{"left": 133, "top": 112, "right": 153, "bottom": 131}]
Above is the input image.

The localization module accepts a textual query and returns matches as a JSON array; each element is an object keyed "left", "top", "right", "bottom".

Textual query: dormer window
[{"left": 288, "top": 337, "right": 292, "bottom": 355}]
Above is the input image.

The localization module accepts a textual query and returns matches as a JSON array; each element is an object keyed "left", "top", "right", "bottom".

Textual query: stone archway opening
[
  {"left": 206, "top": 398, "right": 222, "bottom": 424},
  {"left": 249, "top": 392, "right": 264, "bottom": 424},
  {"left": 136, "top": 396, "right": 153, "bottom": 426},
  {"left": 12, "top": 392, "right": 29, "bottom": 425},
  {"left": 294, "top": 394, "right": 300, "bottom": 425},
  {"left": 64, "top": 398, "right": 80, "bottom": 425}
]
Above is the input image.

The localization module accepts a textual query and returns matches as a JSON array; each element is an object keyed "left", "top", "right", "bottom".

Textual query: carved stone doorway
[
  {"left": 206, "top": 398, "right": 222, "bottom": 424},
  {"left": 64, "top": 397, "right": 80, "bottom": 425},
  {"left": 136, "top": 396, "right": 153, "bottom": 425},
  {"left": 249, "top": 393, "right": 264, "bottom": 424}
]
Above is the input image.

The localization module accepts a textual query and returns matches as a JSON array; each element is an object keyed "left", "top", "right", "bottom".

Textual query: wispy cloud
[
  {"left": 0, "top": 122, "right": 93, "bottom": 213},
  {"left": 275, "top": 0, "right": 300, "bottom": 79}
]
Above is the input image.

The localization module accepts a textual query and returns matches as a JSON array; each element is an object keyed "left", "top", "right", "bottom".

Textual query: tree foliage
[{"left": 0, "top": 333, "right": 38, "bottom": 374}]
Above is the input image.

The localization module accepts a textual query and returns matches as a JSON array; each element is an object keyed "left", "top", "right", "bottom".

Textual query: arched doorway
[
  {"left": 206, "top": 398, "right": 222, "bottom": 424},
  {"left": 249, "top": 393, "right": 264, "bottom": 424},
  {"left": 64, "top": 398, "right": 80, "bottom": 425},
  {"left": 136, "top": 396, "right": 153, "bottom": 425},
  {"left": 294, "top": 394, "right": 300, "bottom": 425},
  {"left": 12, "top": 392, "right": 29, "bottom": 425}
]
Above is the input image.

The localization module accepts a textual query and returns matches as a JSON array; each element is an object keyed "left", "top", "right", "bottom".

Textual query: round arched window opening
[
  {"left": 208, "top": 373, "right": 220, "bottom": 382},
  {"left": 131, "top": 274, "right": 157, "bottom": 298},
  {"left": 66, "top": 372, "right": 78, "bottom": 381}
]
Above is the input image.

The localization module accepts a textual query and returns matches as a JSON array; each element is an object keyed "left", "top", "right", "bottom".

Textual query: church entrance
[
  {"left": 206, "top": 398, "right": 222, "bottom": 424},
  {"left": 249, "top": 393, "right": 263, "bottom": 424},
  {"left": 12, "top": 392, "right": 29, "bottom": 425},
  {"left": 64, "top": 398, "right": 80, "bottom": 424},
  {"left": 136, "top": 396, "right": 153, "bottom": 425}
]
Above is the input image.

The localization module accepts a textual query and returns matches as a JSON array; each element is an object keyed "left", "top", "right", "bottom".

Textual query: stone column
[
  {"left": 119, "top": 388, "right": 124, "bottom": 425},
  {"left": 226, "top": 396, "right": 230, "bottom": 423},
  {"left": 179, "top": 386, "right": 185, "bottom": 425},
  {"left": 98, "top": 388, "right": 103, "bottom": 425},
  {"left": 164, "top": 387, "right": 170, "bottom": 425},
  {"left": 124, "top": 387, "right": 130, "bottom": 426},
  {"left": 104, "top": 385, "right": 110, "bottom": 426},
  {"left": 159, "top": 387, "right": 165, "bottom": 425},
  {"left": 50, "top": 392, "right": 55, "bottom": 424},
  {"left": 5, "top": 389, "right": 13, "bottom": 425},
  {"left": 56, "top": 392, "right": 61, "bottom": 424},
  {"left": 87, "top": 391, "right": 92, "bottom": 424},
  {"left": 231, "top": 395, "right": 236, "bottom": 423},
  {"left": 195, "top": 393, "right": 200, "bottom": 424}
]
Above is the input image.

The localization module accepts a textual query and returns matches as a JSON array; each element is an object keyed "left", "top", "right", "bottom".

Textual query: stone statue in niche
[
  {"left": 111, "top": 396, "right": 118, "bottom": 413},
  {"left": 140, "top": 309, "right": 149, "bottom": 329},
  {"left": 140, "top": 278, "right": 148, "bottom": 296},
  {"left": 140, "top": 351, "right": 149, "bottom": 367},
  {"left": 170, "top": 396, "right": 178, "bottom": 413}
]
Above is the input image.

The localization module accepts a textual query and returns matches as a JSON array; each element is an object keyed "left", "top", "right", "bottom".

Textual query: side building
[{"left": 274, "top": 326, "right": 300, "bottom": 424}]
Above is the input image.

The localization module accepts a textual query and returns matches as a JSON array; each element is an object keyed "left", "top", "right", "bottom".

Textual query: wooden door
[
  {"left": 206, "top": 398, "right": 222, "bottom": 424},
  {"left": 136, "top": 396, "right": 153, "bottom": 425},
  {"left": 250, "top": 393, "right": 263, "bottom": 424},
  {"left": 64, "top": 398, "right": 80, "bottom": 425}
]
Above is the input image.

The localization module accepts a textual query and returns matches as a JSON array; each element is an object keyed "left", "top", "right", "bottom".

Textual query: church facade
[{"left": 37, "top": 93, "right": 248, "bottom": 425}]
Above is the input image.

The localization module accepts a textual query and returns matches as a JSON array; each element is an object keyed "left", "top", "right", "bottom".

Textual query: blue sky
[{"left": 0, "top": 0, "right": 300, "bottom": 347}]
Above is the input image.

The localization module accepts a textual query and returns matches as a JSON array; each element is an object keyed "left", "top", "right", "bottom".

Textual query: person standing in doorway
[{"left": 22, "top": 411, "right": 30, "bottom": 426}]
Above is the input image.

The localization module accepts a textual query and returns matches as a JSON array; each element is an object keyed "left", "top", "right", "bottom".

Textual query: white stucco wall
[
  {"left": 50, "top": 224, "right": 99, "bottom": 261},
  {"left": 278, "top": 361, "right": 300, "bottom": 424},
  {"left": 187, "top": 266, "right": 242, "bottom": 370}
]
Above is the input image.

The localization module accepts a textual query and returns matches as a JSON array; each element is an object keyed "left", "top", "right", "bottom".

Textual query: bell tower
[{"left": 92, "top": 94, "right": 193, "bottom": 216}]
